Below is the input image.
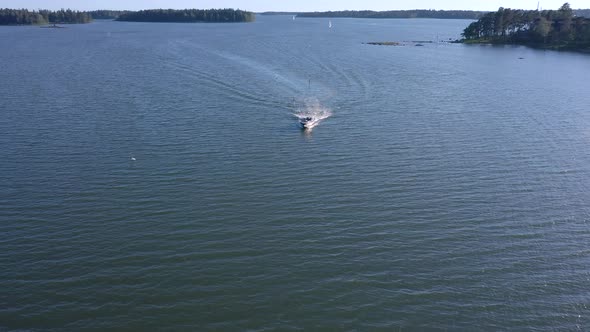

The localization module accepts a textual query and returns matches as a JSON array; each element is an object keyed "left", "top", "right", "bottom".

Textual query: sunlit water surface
[{"left": 1, "top": 16, "right": 590, "bottom": 331}]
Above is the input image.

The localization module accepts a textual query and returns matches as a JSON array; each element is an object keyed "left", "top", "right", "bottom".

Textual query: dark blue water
[{"left": 2, "top": 15, "right": 590, "bottom": 331}]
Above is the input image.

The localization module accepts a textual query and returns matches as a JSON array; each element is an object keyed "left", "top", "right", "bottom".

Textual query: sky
[{"left": 3, "top": 0, "right": 587, "bottom": 12}]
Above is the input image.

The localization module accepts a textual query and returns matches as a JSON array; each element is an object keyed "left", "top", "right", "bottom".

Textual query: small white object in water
[{"left": 131, "top": 157, "right": 136, "bottom": 161}]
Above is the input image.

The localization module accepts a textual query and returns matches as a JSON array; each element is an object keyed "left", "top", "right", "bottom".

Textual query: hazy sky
[{"left": 4, "top": 0, "right": 587, "bottom": 12}]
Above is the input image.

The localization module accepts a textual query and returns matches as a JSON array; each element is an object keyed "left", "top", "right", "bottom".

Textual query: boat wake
[{"left": 292, "top": 98, "right": 332, "bottom": 130}]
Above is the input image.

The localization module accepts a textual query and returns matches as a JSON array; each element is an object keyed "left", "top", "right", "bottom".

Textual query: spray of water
[{"left": 292, "top": 97, "right": 333, "bottom": 129}]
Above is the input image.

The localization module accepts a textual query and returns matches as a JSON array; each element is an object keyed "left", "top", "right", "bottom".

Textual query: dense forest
[
  {"left": 462, "top": 3, "right": 590, "bottom": 51},
  {"left": 87, "top": 10, "right": 129, "bottom": 20},
  {"left": 116, "top": 9, "right": 255, "bottom": 22},
  {"left": 0, "top": 8, "right": 92, "bottom": 25},
  {"left": 0, "top": 8, "right": 254, "bottom": 25},
  {"left": 297, "top": 10, "right": 485, "bottom": 19}
]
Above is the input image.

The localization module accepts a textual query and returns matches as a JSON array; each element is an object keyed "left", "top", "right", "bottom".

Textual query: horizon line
[{"left": 5, "top": 6, "right": 589, "bottom": 12}]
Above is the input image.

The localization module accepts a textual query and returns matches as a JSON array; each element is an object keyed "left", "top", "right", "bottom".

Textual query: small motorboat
[{"left": 299, "top": 116, "right": 320, "bottom": 129}]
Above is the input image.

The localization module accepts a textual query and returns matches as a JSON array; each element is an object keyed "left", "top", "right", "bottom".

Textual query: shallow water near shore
[{"left": 1, "top": 15, "right": 590, "bottom": 330}]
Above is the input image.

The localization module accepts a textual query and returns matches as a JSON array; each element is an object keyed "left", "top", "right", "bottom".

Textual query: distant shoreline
[
  {"left": 261, "top": 8, "right": 589, "bottom": 19},
  {"left": 0, "top": 8, "right": 255, "bottom": 25},
  {"left": 268, "top": 10, "right": 485, "bottom": 20}
]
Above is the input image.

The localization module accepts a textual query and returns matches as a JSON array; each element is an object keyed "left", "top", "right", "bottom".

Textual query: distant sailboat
[
  {"left": 329, "top": 20, "right": 332, "bottom": 29},
  {"left": 292, "top": 15, "right": 296, "bottom": 20}
]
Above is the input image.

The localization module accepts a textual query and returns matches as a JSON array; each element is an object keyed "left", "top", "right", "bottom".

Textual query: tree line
[
  {"left": 263, "top": 9, "right": 590, "bottom": 18},
  {"left": 87, "top": 10, "right": 129, "bottom": 20},
  {"left": 0, "top": 8, "right": 92, "bottom": 25},
  {"left": 297, "top": 10, "right": 486, "bottom": 20},
  {"left": 462, "top": 3, "right": 590, "bottom": 50},
  {"left": 116, "top": 9, "right": 255, "bottom": 23},
  {"left": 0, "top": 8, "right": 255, "bottom": 25}
]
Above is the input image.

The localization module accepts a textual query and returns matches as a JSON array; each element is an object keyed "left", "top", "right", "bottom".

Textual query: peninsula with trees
[{"left": 461, "top": 3, "right": 590, "bottom": 52}]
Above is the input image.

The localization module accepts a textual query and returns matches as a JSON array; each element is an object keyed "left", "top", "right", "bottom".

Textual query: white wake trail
[{"left": 292, "top": 98, "right": 333, "bottom": 129}]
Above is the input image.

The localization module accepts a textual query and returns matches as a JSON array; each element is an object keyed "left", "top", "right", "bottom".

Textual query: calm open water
[{"left": 2, "top": 15, "right": 590, "bottom": 331}]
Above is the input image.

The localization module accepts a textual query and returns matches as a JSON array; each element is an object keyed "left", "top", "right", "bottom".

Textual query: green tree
[
  {"left": 461, "top": 3, "right": 590, "bottom": 51},
  {"left": 534, "top": 17, "right": 552, "bottom": 41}
]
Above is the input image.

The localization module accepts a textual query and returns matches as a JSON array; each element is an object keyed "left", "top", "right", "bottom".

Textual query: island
[
  {"left": 116, "top": 9, "right": 255, "bottom": 23},
  {"left": 0, "top": 8, "right": 255, "bottom": 25},
  {"left": 0, "top": 9, "right": 92, "bottom": 25},
  {"left": 461, "top": 3, "right": 590, "bottom": 52},
  {"left": 365, "top": 42, "right": 403, "bottom": 46}
]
